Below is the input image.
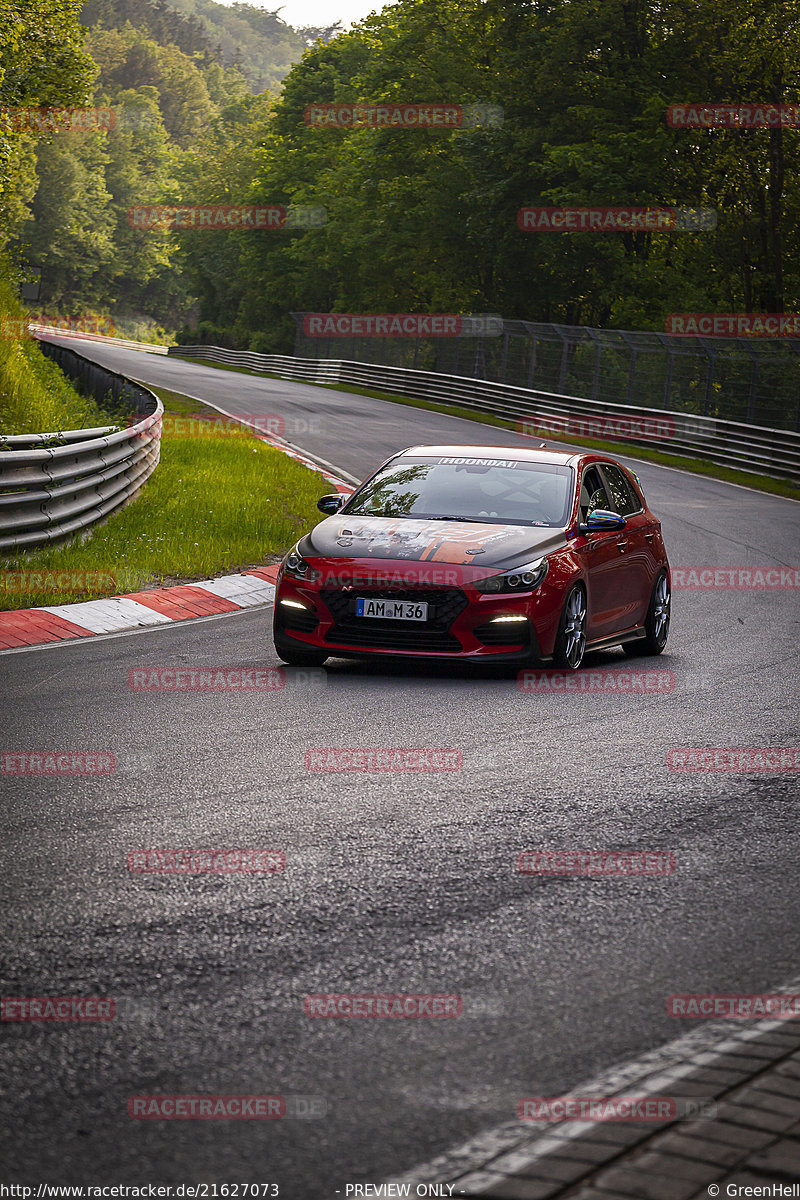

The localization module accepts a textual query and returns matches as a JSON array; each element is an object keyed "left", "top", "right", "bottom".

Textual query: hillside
[{"left": 81, "top": 0, "right": 342, "bottom": 93}]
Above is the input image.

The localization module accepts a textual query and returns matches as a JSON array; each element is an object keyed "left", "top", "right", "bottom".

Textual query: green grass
[
  {"left": 0, "top": 387, "right": 332, "bottom": 610},
  {"left": 178, "top": 355, "right": 800, "bottom": 502},
  {"left": 0, "top": 318, "right": 115, "bottom": 440}
]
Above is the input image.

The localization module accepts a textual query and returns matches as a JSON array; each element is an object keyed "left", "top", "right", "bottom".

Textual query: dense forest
[
  {"left": 1, "top": 0, "right": 797, "bottom": 351},
  {"left": 81, "top": 0, "right": 342, "bottom": 92}
]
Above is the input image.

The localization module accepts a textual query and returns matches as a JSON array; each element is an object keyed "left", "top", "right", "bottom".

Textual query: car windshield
[{"left": 341, "top": 455, "right": 574, "bottom": 527}]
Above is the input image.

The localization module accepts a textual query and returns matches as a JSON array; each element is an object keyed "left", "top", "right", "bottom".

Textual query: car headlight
[
  {"left": 282, "top": 543, "right": 321, "bottom": 582},
  {"left": 473, "top": 558, "right": 548, "bottom": 594}
]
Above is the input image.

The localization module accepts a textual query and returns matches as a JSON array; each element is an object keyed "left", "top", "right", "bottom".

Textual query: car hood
[{"left": 303, "top": 516, "right": 568, "bottom": 569}]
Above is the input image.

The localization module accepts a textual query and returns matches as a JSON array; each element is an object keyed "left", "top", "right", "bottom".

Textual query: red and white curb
[{"left": 0, "top": 435, "right": 353, "bottom": 652}]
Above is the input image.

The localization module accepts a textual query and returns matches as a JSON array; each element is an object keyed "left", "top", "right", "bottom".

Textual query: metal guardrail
[
  {"left": 0, "top": 340, "right": 163, "bottom": 552},
  {"left": 31, "top": 325, "right": 168, "bottom": 354},
  {"left": 169, "top": 345, "right": 800, "bottom": 484}
]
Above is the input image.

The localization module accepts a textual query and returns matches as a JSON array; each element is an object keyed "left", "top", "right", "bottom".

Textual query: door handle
[{"left": 616, "top": 539, "right": 628, "bottom": 553}]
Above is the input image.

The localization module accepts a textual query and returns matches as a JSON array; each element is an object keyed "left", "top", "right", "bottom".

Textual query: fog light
[
  {"left": 490, "top": 614, "right": 528, "bottom": 623},
  {"left": 280, "top": 599, "right": 307, "bottom": 610}
]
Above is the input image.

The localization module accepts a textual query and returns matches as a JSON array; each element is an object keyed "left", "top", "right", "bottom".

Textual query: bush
[{"left": 0, "top": 258, "right": 115, "bottom": 436}]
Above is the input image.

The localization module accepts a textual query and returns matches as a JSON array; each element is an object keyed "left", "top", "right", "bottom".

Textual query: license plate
[{"left": 355, "top": 598, "right": 428, "bottom": 621}]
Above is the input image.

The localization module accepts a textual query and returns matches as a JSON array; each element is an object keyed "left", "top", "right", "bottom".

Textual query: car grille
[{"left": 319, "top": 587, "right": 468, "bottom": 653}]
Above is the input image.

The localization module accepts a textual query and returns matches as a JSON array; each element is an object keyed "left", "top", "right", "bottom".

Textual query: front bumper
[{"left": 273, "top": 557, "right": 562, "bottom": 663}]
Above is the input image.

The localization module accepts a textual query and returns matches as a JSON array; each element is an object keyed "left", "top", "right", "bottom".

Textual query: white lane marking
[
  {"left": 40, "top": 597, "right": 174, "bottom": 634},
  {"left": 383, "top": 971, "right": 800, "bottom": 1189},
  {"left": 119, "top": 375, "right": 362, "bottom": 485}
]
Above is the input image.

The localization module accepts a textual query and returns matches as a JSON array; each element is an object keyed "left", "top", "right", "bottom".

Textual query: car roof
[{"left": 396, "top": 444, "right": 579, "bottom": 465}]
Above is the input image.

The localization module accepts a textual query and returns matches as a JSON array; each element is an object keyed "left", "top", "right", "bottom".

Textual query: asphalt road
[{"left": 1, "top": 340, "right": 799, "bottom": 1195}]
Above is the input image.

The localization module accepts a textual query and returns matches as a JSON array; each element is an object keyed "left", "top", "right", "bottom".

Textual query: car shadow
[{"left": 280, "top": 646, "right": 666, "bottom": 685}]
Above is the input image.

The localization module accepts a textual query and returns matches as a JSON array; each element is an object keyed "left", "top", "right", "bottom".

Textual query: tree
[{"left": 0, "top": 0, "right": 95, "bottom": 244}]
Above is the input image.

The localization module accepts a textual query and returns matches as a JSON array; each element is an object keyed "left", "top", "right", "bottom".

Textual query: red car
[{"left": 273, "top": 445, "right": 671, "bottom": 670}]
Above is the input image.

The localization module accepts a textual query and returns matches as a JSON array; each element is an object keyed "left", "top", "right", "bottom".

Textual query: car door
[
  {"left": 598, "top": 462, "right": 653, "bottom": 628},
  {"left": 573, "top": 464, "right": 625, "bottom": 638}
]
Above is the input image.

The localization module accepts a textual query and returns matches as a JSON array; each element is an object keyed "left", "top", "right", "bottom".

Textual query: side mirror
[
  {"left": 578, "top": 509, "right": 627, "bottom": 534},
  {"left": 317, "top": 493, "right": 345, "bottom": 515}
]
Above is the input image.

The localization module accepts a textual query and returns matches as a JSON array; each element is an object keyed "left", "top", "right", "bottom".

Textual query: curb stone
[
  {"left": 382, "top": 976, "right": 800, "bottom": 1198},
  {"left": 0, "top": 433, "right": 352, "bottom": 651}
]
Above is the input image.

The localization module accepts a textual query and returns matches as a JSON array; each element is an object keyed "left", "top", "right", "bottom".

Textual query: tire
[
  {"left": 552, "top": 584, "right": 587, "bottom": 669},
  {"left": 274, "top": 631, "right": 329, "bottom": 667},
  {"left": 622, "top": 569, "right": 670, "bottom": 657}
]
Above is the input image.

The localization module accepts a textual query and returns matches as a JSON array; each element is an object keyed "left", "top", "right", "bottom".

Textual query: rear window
[{"left": 342, "top": 456, "right": 574, "bottom": 527}]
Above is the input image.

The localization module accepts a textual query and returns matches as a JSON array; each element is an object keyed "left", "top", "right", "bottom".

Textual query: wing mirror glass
[
  {"left": 579, "top": 509, "right": 627, "bottom": 534},
  {"left": 317, "top": 493, "right": 345, "bottom": 515}
]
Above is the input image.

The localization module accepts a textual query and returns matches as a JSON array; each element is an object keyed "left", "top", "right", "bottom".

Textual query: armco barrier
[
  {"left": 169, "top": 345, "right": 800, "bottom": 484},
  {"left": 31, "top": 325, "right": 168, "bottom": 354},
  {"left": 0, "top": 340, "right": 162, "bottom": 552}
]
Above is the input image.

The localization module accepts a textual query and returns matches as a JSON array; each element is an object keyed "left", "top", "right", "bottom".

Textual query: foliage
[
  {"left": 175, "top": 0, "right": 800, "bottom": 350},
  {"left": 150, "top": 0, "right": 305, "bottom": 91},
  {"left": 0, "top": 256, "right": 114, "bottom": 435},
  {"left": 81, "top": 0, "right": 215, "bottom": 59},
  {"left": 6, "top": 0, "right": 799, "bottom": 380},
  {"left": 0, "top": 0, "right": 95, "bottom": 242}
]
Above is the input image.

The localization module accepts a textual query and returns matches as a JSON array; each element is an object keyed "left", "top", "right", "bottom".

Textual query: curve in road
[{"left": 1, "top": 339, "right": 798, "bottom": 1195}]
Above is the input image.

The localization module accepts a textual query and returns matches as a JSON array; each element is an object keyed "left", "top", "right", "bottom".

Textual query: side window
[
  {"left": 579, "top": 466, "right": 610, "bottom": 521},
  {"left": 600, "top": 464, "right": 640, "bottom": 516}
]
